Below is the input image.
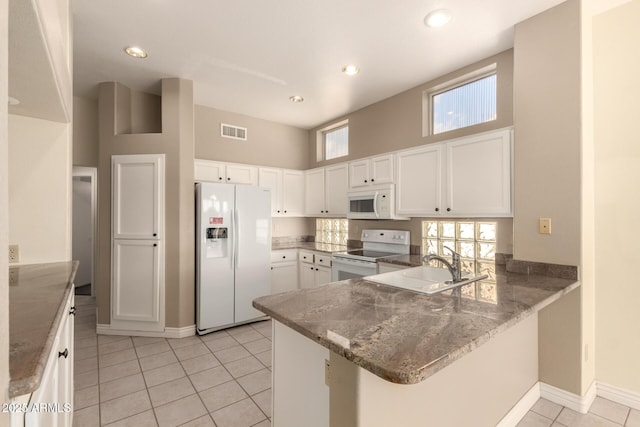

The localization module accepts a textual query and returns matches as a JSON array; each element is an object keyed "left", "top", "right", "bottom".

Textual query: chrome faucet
[{"left": 422, "top": 246, "right": 463, "bottom": 283}]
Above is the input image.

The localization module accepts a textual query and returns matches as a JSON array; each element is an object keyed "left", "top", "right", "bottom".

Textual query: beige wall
[
  {"left": 96, "top": 80, "right": 195, "bottom": 328},
  {"left": 195, "top": 105, "right": 309, "bottom": 170},
  {"left": 73, "top": 96, "right": 98, "bottom": 167},
  {"left": 8, "top": 114, "right": 72, "bottom": 263},
  {"left": 1, "top": 0, "right": 10, "bottom": 420},
  {"left": 513, "top": 1, "right": 582, "bottom": 267},
  {"left": 514, "top": 0, "right": 584, "bottom": 395},
  {"left": 309, "top": 50, "right": 514, "bottom": 169},
  {"left": 594, "top": 0, "right": 640, "bottom": 394}
]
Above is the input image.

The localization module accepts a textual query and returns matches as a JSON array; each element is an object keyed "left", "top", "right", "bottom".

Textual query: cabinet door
[
  {"left": 194, "top": 159, "right": 226, "bottom": 182},
  {"left": 111, "top": 240, "right": 163, "bottom": 331},
  {"left": 315, "top": 265, "right": 332, "bottom": 286},
  {"left": 371, "top": 154, "right": 395, "bottom": 185},
  {"left": 112, "top": 154, "right": 164, "bottom": 239},
  {"left": 300, "top": 262, "right": 316, "bottom": 289},
  {"left": 445, "top": 129, "right": 512, "bottom": 216},
  {"left": 282, "top": 170, "right": 305, "bottom": 216},
  {"left": 396, "top": 145, "right": 442, "bottom": 216},
  {"left": 324, "top": 164, "right": 349, "bottom": 216},
  {"left": 56, "top": 294, "right": 74, "bottom": 427},
  {"left": 305, "top": 168, "right": 326, "bottom": 216},
  {"left": 271, "top": 262, "right": 299, "bottom": 294},
  {"left": 259, "top": 167, "right": 283, "bottom": 215},
  {"left": 349, "top": 159, "right": 370, "bottom": 189},
  {"left": 226, "top": 164, "right": 258, "bottom": 185}
]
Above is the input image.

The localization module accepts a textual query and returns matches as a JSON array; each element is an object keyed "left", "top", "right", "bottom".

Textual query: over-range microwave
[{"left": 347, "top": 185, "right": 408, "bottom": 220}]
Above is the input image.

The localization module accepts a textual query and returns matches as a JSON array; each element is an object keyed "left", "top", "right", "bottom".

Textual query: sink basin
[{"left": 364, "top": 266, "right": 488, "bottom": 295}]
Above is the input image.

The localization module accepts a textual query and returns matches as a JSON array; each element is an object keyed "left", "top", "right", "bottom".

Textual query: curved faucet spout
[{"left": 422, "top": 246, "right": 463, "bottom": 282}]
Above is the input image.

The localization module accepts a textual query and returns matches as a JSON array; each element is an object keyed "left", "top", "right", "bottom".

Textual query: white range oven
[{"left": 331, "top": 229, "right": 410, "bottom": 281}]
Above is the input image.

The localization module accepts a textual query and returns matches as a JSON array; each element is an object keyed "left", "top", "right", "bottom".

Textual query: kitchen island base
[{"left": 273, "top": 314, "right": 538, "bottom": 427}]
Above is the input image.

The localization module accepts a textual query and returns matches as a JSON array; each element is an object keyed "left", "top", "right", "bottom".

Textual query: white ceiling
[{"left": 72, "top": 0, "right": 572, "bottom": 129}]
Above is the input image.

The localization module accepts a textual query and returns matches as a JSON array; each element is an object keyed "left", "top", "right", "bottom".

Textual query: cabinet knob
[
  {"left": 371, "top": 178, "right": 375, "bottom": 182},
  {"left": 271, "top": 267, "right": 274, "bottom": 270},
  {"left": 153, "top": 243, "right": 157, "bottom": 247},
  {"left": 282, "top": 256, "right": 286, "bottom": 259},
  {"left": 310, "top": 267, "right": 314, "bottom": 270},
  {"left": 315, "top": 268, "right": 319, "bottom": 271},
  {"left": 227, "top": 177, "right": 231, "bottom": 181},
  {"left": 364, "top": 180, "right": 368, "bottom": 183},
  {"left": 435, "top": 208, "right": 440, "bottom": 212},
  {"left": 447, "top": 208, "right": 451, "bottom": 212},
  {"left": 284, "top": 210, "right": 287, "bottom": 213},
  {"left": 319, "top": 259, "right": 323, "bottom": 262},
  {"left": 277, "top": 210, "right": 281, "bottom": 213},
  {"left": 218, "top": 177, "right": 223, "bottom": 180},
  {"left": 321, "top": 210, "right": 324, "bottom": 213},
  {"left": 69, "top": 306, "right": 77, "bottom": 316},
  {"left": 58, "top": 348, "right": 69, "bottom": 359},
  {"left": 153, "top": 233, "right": 157, "bottom": 237}
]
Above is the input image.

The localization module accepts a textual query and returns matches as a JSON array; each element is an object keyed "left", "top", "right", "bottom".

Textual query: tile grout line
[{"left": 131, "top": 337, "right": 162, "bottom": 427}]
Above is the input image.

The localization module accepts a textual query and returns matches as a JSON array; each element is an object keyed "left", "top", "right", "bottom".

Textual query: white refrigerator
[{"left": 196, "top": 182, "right": 272, "bottom": 334}]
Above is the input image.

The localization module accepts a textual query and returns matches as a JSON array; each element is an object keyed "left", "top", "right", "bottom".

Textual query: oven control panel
[{"left": 361, "top": 229, "right": 410, "bottom": 244}]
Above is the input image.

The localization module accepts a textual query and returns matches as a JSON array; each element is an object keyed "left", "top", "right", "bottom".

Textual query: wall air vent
[{"left": 220, "top": 123, "right": 248, "bottom": 141}]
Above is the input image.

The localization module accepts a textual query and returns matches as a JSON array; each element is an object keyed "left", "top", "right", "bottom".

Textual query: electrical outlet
[
  {"left": 324, "top": 359, "right": 331, "bottom": 386},
  {"left": 9, "top": 268, "right": 19, "bottom": 286},
  {"left": 8, "top": 244, "right": 19, "bottom": 263},
  {"left": 538, "top": 218, "right": 552, "bottom": 235}
]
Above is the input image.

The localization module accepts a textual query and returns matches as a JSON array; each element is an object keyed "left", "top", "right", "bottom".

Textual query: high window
[
  {"left": 425, "top": 65, "right": 497, "bottom": 135},
  {"left": 320, "top": 120, "right": 349, "bottom": 161}
]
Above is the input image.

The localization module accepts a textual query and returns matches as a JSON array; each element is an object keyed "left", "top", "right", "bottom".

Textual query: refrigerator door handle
[
  {"left": 230, "top": 209, "right": 235, "bottom": 269},
  {"left": 234, "top": 209, "right": 240, "bottom": 267}
]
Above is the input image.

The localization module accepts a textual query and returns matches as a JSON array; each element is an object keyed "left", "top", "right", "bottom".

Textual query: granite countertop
[
  {"left": 272, "top": 241, "right": 349, "bottom": 253},
  {"left": 253, "top": 263, "right": 579, "bottom": 385},
  {"left": 8, "top": 261, "right": 79, "bottom": 397}
]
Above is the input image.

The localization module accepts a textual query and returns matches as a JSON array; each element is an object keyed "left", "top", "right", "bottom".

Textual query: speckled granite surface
[
  {"left": 253, "top": 264, "right": 579, "bottom": 385},
  {"left": 9, "top": 261, "right": 78, "bottom": 397},
  {"left": 272, "top": 241, "right": 348, "bottom": 253}
]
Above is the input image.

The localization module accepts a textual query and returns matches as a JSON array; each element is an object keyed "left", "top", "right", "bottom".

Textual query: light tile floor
[
  {"left": 73, "top": 295, "right": 272, "bottom": 427},
  {"left": 517, "top": 396, "right": 640, "bottom": 426},
  {"left": 73, "top": 295, "right": 640, "bottom": 427}
]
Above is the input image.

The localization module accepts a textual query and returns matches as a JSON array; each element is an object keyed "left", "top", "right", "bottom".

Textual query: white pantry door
[{"left": 111, "top": 154, "right": 165, "bottom": 332}]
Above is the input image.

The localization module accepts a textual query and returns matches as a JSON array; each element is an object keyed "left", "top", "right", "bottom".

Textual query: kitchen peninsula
[{"left": 254, "top": 259, "right": 579, "bottom": 427}]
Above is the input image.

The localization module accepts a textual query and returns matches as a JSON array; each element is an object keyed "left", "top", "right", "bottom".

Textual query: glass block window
[
  {"left": 422, "top": 220, "right": 497, "bottom": 303},
  {"left": 324, "top": 123, "right": 349, "bottom": 160},
  {"left": 315, "top": 219, "right": 348, "bottom": 245},
  {"left": 431, "top": 73, "right": 497, "bottom": 135}
]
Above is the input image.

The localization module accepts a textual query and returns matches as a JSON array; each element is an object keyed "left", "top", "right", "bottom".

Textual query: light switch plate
[{"left": 539, "top": 218, "right": 552, "bottom": 234}]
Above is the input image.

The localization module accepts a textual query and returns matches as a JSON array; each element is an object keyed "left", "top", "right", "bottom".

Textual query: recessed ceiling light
[
  {"left": 424, "top": 9, "right": 452, "bottom": 28},
  {"left": 8, "top": 96, "right": 20, "bottom": 106},
  {"left": 289, "top": 95, "right": 304, "bottom": 103},
  {"left": 342, "top": 65, "right": 360, "bottom": 76},
  {"left": 124, "top": 46, "right": 148, "bottom": 58}
]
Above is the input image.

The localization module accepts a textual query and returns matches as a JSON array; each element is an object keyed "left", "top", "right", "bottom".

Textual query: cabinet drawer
[
  {"left": 315, "top": 254, "right": 332, "bottom": 267},
  {"left": 299, "top": 250, "right": 314, "bottom": 264},
  {"left": 271, "top": 250, "right": 298, "bottom": 263}
]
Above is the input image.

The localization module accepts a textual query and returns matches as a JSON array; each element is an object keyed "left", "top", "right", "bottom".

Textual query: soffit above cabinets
[{"left": 8, "top": 0, "right": 72, "bottom": 123}]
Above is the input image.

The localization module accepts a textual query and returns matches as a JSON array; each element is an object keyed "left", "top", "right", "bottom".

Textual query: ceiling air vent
[{"left": 221, "top": 123, "right": 248, "bottom": 141}]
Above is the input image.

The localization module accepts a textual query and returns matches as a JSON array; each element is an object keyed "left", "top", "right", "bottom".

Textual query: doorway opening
[{"left": 72, "top": 167, "right": 97, "bottom": 296}]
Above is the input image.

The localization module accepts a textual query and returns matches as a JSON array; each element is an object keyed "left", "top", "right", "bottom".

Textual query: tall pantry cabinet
[{"left": 111, "top": 154, "right": 165, "bottom": 332}]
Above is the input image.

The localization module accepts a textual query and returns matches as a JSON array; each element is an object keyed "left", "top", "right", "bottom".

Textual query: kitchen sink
[{"left": 364, "top": 266, "right": 488, "bottom": 295}]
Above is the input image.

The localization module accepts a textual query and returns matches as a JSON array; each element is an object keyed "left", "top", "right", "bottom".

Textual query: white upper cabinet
[
  {"left": 259, "top": 168, "right": 304, "bottom": 217},
  {"left": 324, "top": 164, "right": 349, "bottom": 216},
  {"left": 349, "top": 154, "right": 395, "bottom": 189},
  {"left": 194, "top": 159, "right": 258, "bottom": 185},
  {"left": 396, "top": 145, "right": 442, "bottom": 216},
  {"left": 396, "top": 128, "right": 513, "bottom": 217},
  {"left": 444, "top": 129, "right": 512, "bottom": 216},
  {"left": 304, "top": 168, "right": 326, "bottom": 216},
  {"left": 305, "top": 164, "right": 349, "bottom": 217},
  {"left": 113, "top": 155, "right": 164, "bottom": 240}
]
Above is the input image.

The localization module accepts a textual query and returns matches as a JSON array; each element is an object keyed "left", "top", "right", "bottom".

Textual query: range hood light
[{"left": 289, "top": 95, "right": 304, "bottom": 103}]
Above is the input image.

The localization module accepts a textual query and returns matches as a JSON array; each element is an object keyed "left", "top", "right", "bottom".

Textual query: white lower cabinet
[
  {"left": 271, "top": 250, "right": 299, "bottom": 294},
  {"left": 299, "top": 251, "right": 332, "bottom": 288},
  {"left": 272, "top": 321, "right": 329, "bottom": 427},
  {"left": 12, "top": 293, "right": 75, "bottom": 427}
]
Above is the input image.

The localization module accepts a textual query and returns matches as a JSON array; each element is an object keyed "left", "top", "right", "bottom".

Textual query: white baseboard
[
  {"left": 96, "top": 323, "right": 196, "bottom": 338},
  {"left": 539, "top": 381, "right": 597, "bottom": 414},
  {"left": 496, "top": 383, "right": 541, "bottom": 427},
  {"left": 597, "top": 382, "right": 640, "bottom": 411}
]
